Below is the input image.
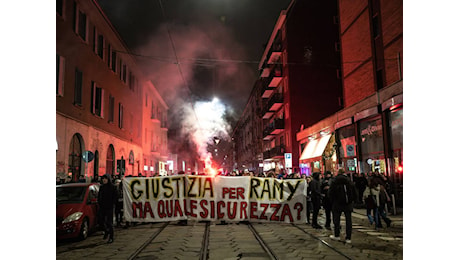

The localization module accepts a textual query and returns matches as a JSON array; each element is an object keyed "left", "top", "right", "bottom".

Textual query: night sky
[{"left": 97, "top": 0, "right": 292, "bottom": 120}]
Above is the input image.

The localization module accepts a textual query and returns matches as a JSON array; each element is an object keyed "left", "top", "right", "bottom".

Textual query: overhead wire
[
  {"left": 113, "top": 48, "right": 399, "bottom": 67},
  {"left": 157, "top": 0, "right": 207, "bottom": 145}
]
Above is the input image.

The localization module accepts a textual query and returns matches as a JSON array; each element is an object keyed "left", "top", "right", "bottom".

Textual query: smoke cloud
[
  {"left": 134, "top": 16, "right": 256, "bottom": 165},
  {"left": 181, "top": 98, "right": 230, "bottom": 163}
]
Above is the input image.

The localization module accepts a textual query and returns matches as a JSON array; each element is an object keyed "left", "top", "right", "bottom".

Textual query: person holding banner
[{"left": 98, "top": 174, "right": 117, "bottom": 243}]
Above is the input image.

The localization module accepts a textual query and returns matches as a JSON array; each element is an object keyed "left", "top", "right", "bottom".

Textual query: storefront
[
  {"left": 335, "top": 119, "right": 357, "bottom": 174},
  {"left": 382, "top": 94, "right": 403, "bottom": 206},
  {"left": 299, "top": 132, "right": 337, "bottom": 175},
  {"left": 295, "top": 87, "right": 403, "bottom": 206},
  {"left": 358, "top": 116, "right": 386, "bottom": 174}
]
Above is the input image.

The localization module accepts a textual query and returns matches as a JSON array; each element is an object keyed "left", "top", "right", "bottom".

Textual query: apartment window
[
  {"left": 97, "top": 34, "right": 104, "bottom": 59},
  {"left": 122, "top": 64, "right": 127, "bottom": 83},
  {"left": 118, "top": 103, "right": 124, "bottom": 129},
  {"left": 91, "top": 82, "right": 104, "bottom": 117},
  {"left": 56, "top": 54, "right": 65, "bottom": 96},
  {"left": 92, "top": 27, "right": 97, "bottom": 53},
  {"left": 109, "top": 51, "right": 116, "bottom": 73},
  {"left": 74, "top": 3, "right": 87, "bottom": 41},
  {"left": 108, "top": 95, "right": 115, "bottom": 123},
  {"left": 74, "top": 69, "right": 83, "bottom": 105},
  {"left": 107, "top": 44, "right": 112, "bottom": 68},
  {"left": 151, "top": 101, "right": 155, "bottom": 119},
  {"left": 119, "top": 60, "right": 123, "bottom": 80},
  {"left": 129, "top": 72, "right": 135, "bottom": 91},
  {"left": 145, "top": 95, "right": 148, "bottom": 107}
]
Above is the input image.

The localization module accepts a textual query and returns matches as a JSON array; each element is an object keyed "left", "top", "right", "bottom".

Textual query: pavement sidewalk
[{"left": 352, "top": 207, "right": 403, "bottom": 229}]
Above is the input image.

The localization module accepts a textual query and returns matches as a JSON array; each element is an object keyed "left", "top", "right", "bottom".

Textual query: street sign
[
  {"left": 83, "top": 151, "right": 94, "bottom": 163},
  {"left": 284, "top": 153, "right": 292, "bottom": 168}
]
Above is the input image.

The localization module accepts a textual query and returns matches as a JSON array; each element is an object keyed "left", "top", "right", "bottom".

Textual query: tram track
[
  {"left": 291, "top": 223, "right": 354, "bottom": 260},
  {"left": 199, "top": 221, "right": 210, "bottom": 260},
  {"left": 57, "top": 220, "right": 400, "bottom": 259},
  {"left": 126, "top": 222, "right": 354, "bottom": 260},
  {"left": 127, "top": 222, "right": 169, "bottom": 260},
  {"left": 248, "top": 223, "right": 354, "bottom": 260}
]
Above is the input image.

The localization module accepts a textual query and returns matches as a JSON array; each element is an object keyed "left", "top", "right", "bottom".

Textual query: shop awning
[{"left": 299, "top": 134, "right": 331, "bottom": 161}]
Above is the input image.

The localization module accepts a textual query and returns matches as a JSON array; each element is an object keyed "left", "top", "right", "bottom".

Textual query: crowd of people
[
  {"left": 56, "top": 169, "right": 394, "bottom": 244},
  {"left": 303, "top": 170, "right": 394, "bottom": 243}
]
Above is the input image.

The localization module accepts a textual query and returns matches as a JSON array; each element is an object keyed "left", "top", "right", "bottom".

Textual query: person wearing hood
[
  {"left": 98, "top": 174, "right": 117, "bottom": 243},
  {"left": 328, "top": 172, "right": 358, "bottom": 243},
  {"left": 310, "top": 172, "right": 322, "bottom": 229}
]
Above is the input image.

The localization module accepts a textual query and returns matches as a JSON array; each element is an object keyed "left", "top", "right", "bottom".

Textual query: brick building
[
  {"left": 233, "top": 0, "right": 343, "bottom": 174},
  {"left": 56, "top": 0, "right": 168, "bottom": 181},
  {"left": 296, "top": 0, "right": 403, "bottom": 204}
]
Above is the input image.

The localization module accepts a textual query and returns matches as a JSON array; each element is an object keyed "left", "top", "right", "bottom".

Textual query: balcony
[
  {"left": 151, "top": 114, "right": 159, "bottom": 123},
  {"left": 263, "top": 118, "right": 285, "bottom": 137},
  {"left": 270, "top": 145, "right": 285, "bottom": 158},
  {"left": 268, "top": 65, "right": 283, "bottom": 88},
  {"left": 266, "top": 93, "right": 284, "bottom": 112},
  {"left": 262, "top": 111, "right": 274, "bottom": 120},
  {"left": 263, "top": 145, "right": 285, "bottom": 160},
  {"left": 261, "top": 84, "right": 274, "bottom": 99},
  {"left": 267, "top": 43, "right": 282, "bottom": 64},
  {"left": 260, "top": 68, "right": 270, "bottom": 78}
]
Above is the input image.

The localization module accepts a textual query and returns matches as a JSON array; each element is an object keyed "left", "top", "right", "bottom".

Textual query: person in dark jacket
[
  {"left": 114, "top": 179, "right": 124, "bottom": 227},
  {"left": 321, "top": 171, "right": 332, "bottom": 230},
  {"left": 310, "top": 172, "right": 322, "bottom": 229},
  {"left": 328, "top": 172, "right": 358, "bottom": 243},
  {"left": 98, "top": 174, "right": 117, "bottom": 243}
]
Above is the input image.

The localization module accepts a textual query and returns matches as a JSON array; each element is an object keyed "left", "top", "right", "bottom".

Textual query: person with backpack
[
  {"left": 362, "top": 177, "right": 380, "bottom": 228},
  {"left": 377, "top": 182, "right": 392, "bottom": 228},
  {"left": 328, "top": 171, "right": 358, "bottom": 243}
]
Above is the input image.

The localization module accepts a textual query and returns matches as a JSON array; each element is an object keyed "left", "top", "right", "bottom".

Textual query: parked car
[{"left": 56, "top": 183, "right": 99, "bottom": 240}]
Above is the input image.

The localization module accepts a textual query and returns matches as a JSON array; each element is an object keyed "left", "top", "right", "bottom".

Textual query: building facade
[
  {"left": 257, "top": 1, "right": 343, "bottom": 173},
  {"left": 142, "top": 81, "right": 169, "bottom": 176},
  {"left": 56, "top": 0, "right": 168, "bottom": 181},
  {"left": 232, "top": 79, "right": 264, "bottom": 174},
  {"left": 296, "top": 0, "right": 403, "bottom": 205}
]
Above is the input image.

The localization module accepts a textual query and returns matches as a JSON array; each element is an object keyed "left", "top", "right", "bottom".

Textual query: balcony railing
[
  {"left": 265, "top": 93, "right": 284, "bottom": 112},
  {"left": 263, "top": 118, "right": 285, "bottom": 137},
  {"left": 268, "top": 65, "right": 283, "bottom": 88},
  {"left": 267, "top": 43, "right": 282, "bottom": 64},
  {"left": 262, "top": 145, "right": 285, "bottom": 160}
]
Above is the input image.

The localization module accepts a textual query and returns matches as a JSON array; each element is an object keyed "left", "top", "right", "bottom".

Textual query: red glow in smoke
[{"left": 203, "top": 154, "right": 218, "bottom": 177}]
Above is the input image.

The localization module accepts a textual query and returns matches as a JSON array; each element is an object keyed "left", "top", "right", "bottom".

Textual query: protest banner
[{"left": 122, "top": 176, "right": 307, "bottom": 223}]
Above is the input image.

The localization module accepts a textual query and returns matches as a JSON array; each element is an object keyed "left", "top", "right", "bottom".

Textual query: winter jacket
[
  {"left": 328, "top": 174, "right": 358, "bottom": 212},
  {"left": 363, "top": 185, "right": 380, "bottom": 207},
  {"left": 98, "top": 174, "right": 117, "bottom": 209},
  {"left": 310, "top": 173, "right": 322, "bottom": 203}
]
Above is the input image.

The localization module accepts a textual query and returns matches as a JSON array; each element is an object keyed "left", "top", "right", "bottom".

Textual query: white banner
[{"left": 123, "top": 176, "right": 307, "bottom": 223}]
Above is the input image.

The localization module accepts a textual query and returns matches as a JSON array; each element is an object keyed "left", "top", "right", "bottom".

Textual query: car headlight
[{"left": 62, "top": 212, "right": 83, "bottom": 223}]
